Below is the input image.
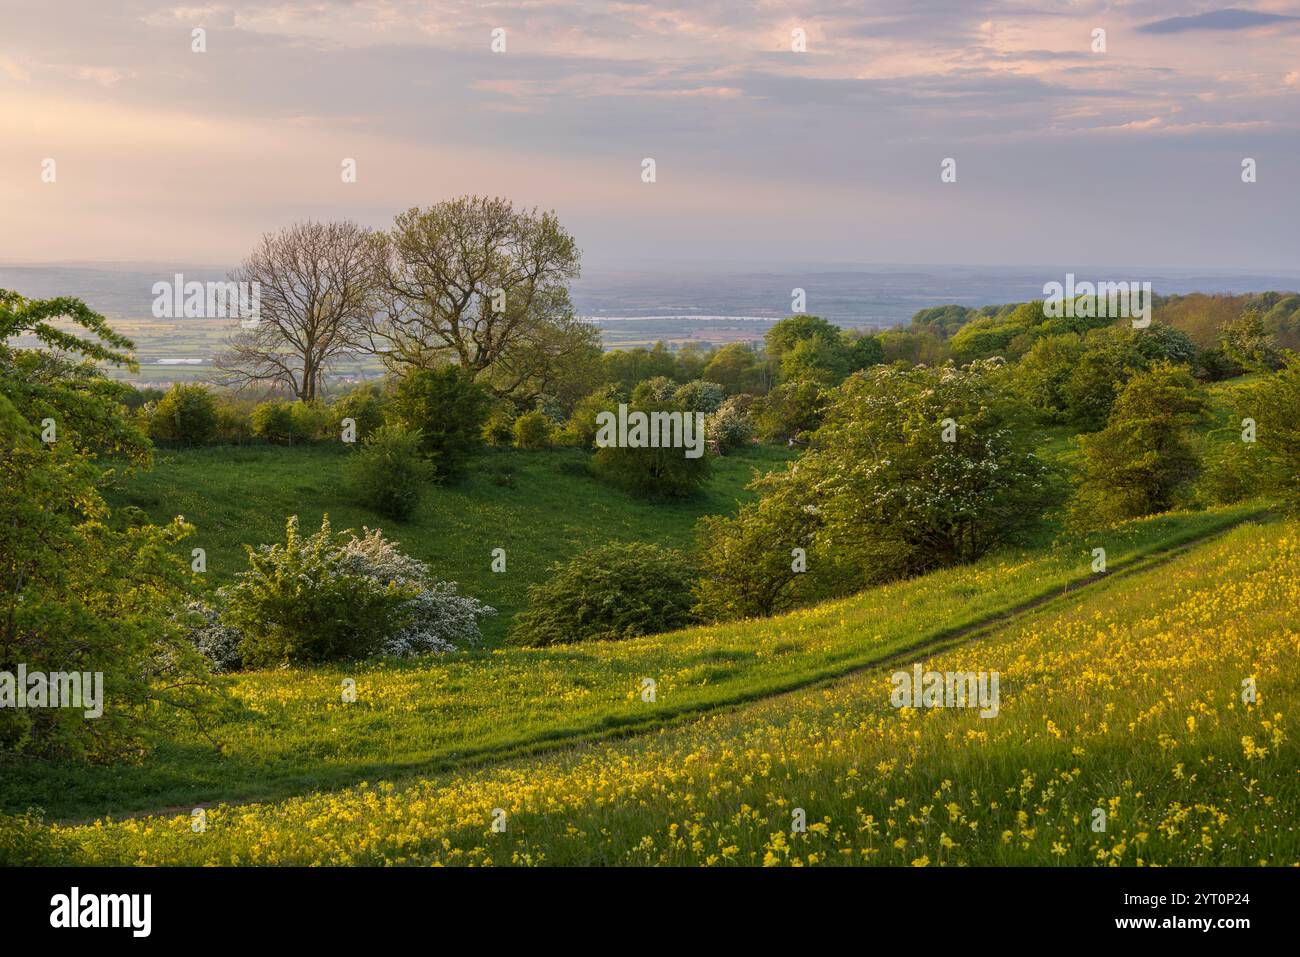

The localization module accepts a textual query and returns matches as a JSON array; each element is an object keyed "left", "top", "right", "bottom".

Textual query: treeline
[{"left": 904, "top": 291, "right": 1300, "bottom": 374}]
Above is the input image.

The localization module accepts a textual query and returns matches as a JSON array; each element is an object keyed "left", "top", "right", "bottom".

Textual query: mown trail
[
  {"left": 46, "top": 505, "right": 1270, "bottom": 826},
  {"left": 42, "top": 514, "right": 1300, "bottom": 865}
]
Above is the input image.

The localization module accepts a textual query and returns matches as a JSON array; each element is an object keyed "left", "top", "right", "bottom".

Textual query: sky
[{"left": 1, "top": 1, "right": 1298, "bottom": 271}]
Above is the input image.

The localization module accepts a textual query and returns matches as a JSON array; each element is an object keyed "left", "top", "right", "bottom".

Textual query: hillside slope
[{"left": 32, "top": 516, "right": 1296, "bottom": 866}]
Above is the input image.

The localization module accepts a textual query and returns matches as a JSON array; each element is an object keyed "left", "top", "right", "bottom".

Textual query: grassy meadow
[
  {"left": 0, "top": 485, "right": 1265, "bottom": 819},
  {"left": 15, "top": 516, "right": 1296, "bottom": 865},
  {"left": 105, "top": 443, "right": 792, "bottom": 646}
]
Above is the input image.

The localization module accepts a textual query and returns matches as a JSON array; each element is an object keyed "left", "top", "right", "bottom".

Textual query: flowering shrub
[
  {"left": 221, "top": 519, "right": 494, "bottom": 666},
  {"left": 339, "top": 527, "right": 496, "bottom": 655},
  {"left": 182, "top": 601, "right": 245, "bottom": 673},
  {"left": 225, "top": 516, "right": 419, "bottom": 665},
  {"left": 672, "top": 379, "right": 725, "bottom": 414},
  {"left": 706, "top": 395, "right": 755, "bottom": 450}
]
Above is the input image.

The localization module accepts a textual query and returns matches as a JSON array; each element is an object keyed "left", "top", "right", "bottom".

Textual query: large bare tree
[
  {"left": 364, "top": 196, "right": 589, "bottom": 400},
  {"left": 215, "top": 220, "right": 374, "bottom": 401}
]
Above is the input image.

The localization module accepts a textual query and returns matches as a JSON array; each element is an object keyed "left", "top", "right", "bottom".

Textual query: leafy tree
[
  {"left": 0, "top": 289, "right": 150, "bottom": 462},
  {"left": 1154, "top": 293, "right": 1244, "bottom": 349},
  {"left": 672, "top": 379, "right": 726, "bottom": 413},
  {"left": 1005, "top": 333, "right": 1085, "bottom": 424},
  {"left": 366, "top": 196, "right": 585, "bottom": 405},
  {"left": 910, "top": 304, "right": 975, "bottom": 339},
  {"left": 844, "top": 331, "right": 885, "bottom": 372},
  {"left": 1072, "top": 363, "right": 1205, "bottom": 527},
  {"left": 1236, "top": 357, "right": 1300, "bottom": 512},
  {"left": 702, "top": 343, "right": 767, "bottom": 395},
  {"left": 602, "top": 343, "right": 678, "bottom": 393},
  {"left": 560, "top": 385, "right": 619, "bottom": 448},
  {"left": 630, "top": 375, "right": 677, "bottom": 403},
  {"left": 0, "top": 392, "right": 219, "bottom": 759},
  {"left": 693, "top": 467, "right": 828, "bottom": 621},
  {"left": 779, "top": 335, "right": 853, "bottom": 385},
  {"left": 1220, "top": 307, "right": 1283, "bottom": 372},
  {"left": 673, "top": 342, "right": 715, "bottom": 382},
  {"left": 329, "top": 383, "right": 386, "bottom": 441},
  {"left": 704, "top": 360, "right": 1058, "bottom": 611},
  {"left": 481, "top": 405, "right": 516, "bottom": 445},
  {"left": 753, "top": 379, "right": 827, "bottom": 444},
  {"left": 764, "top": 315, "right": 843, "bottom": 365},
  {"left": 511, "top": 542, "right": 696, "bottom": 646},
  {"left": 250, "top": 400, "right": 298, "bottom": 444},
  {"left": 706, "top": 394, "right": 756, "bottom": 451},
  {"left": 387, "top": 365, "right": 491, "bottom": 479},
  {"left": 801, "top": 359, "right": 1059, "bottom": 578},
  {"left": 877, "top": 328, "right": 948, "bottom": 366},
  {"left": 591, "top": 401, "right": 711, "bottom": 498},
  {"left": 1131, "top": 324, "right": 1198, "bottom": 367},
  {"left": 214, "top": 399, "right": 256, "bottom": 444},
  {"left": 288, "top": 400, "right": 330, "bottom": 441},
  {"left": 0, "top": 294, "right": 222, "bottom": 759},
  {"left": 122, "top": 386, "right": 165, "bottom": 411}
]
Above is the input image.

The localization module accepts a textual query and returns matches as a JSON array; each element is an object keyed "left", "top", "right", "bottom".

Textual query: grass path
[{"left": 8, "top": 503, "right": 1266, "bottom": 824}]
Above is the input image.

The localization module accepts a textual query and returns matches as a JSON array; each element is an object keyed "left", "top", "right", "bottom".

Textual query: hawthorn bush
[{"left": 510, "top": 542, "right": 696, "bottom": 646}]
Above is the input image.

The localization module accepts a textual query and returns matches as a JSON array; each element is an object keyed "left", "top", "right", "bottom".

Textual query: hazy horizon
[{"left": 3, "top": 1, "right": 1298, "bottom": 270}]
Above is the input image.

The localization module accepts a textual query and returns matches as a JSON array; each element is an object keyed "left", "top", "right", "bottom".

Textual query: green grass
[
  {"left": 23, "top": 517, "right": 1299, "bottom": 866},
  {"left": 1, "top": 501, "right": 1263, "bottom": 821},
  {"left": 104, "top": 442, "right": 793, "bottom": 645}
]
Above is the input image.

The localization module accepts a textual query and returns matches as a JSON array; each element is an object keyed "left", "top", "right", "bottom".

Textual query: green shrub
[
  {"left": 122, "top": 386, "right": 165, "bottom": 411},
  {"left": 1196, "top": 436, "right": 1268, "bottom": 506},
  {"left": 251, "top": 400, "right": 297, "bottom": 443},
  {"left": 753, "top": 379, "right": 826, "bottom": 444},
  {"left": 560, "top": 385, "right": 619, "bottom": 448},
  {"left": 329, "top": 384, "right": 386, "bottom": 442},
  {"left": 147, "top": 384, "right": 218, "bottom": 445},
  {"left": 0, "top": 810, "right": 73, "bottom": 865},
  {"left": 591, "top": 402, "right": 712, "bottom": 498},
  {"left": 481, "top": 406, "right": 516, "bottom": 446},
  {"left": 224, "top": 515, "right": 419, "bottom": 666},
  {"left": 512, "top": 409, "right": 553, "bottom": 449},
  {"left": 345, "top": 424, "right": 429, "bottom": 520},
  {"left": 1234, "top": 357, "right": 1300, "bottom": 511},
  {"left": 706, "top": 394, "right": 755, "bottom": 450},
  {"left": 511, "top": 542, "right": 696, "bottom": 646},
  {"left": 289, "top": 400, "right": 330, "bottom": 441},
  {"left": 387, "top": 366, "right": 491, "bottom": 480},
  {"left": 214, "top": 399, "right": 255, "bottom": 444},
  {"left": 631, "top": 376, "right": 677, "bottom": 404},
  {"left": 693, "top": 466, "right": 831, "bottom": 622},
  {"left": 0, "top": 392, "right": 220, "bottom": 761},
  {"left": 1071, "top": 363, "right": 1205, "bottom": 528}
]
